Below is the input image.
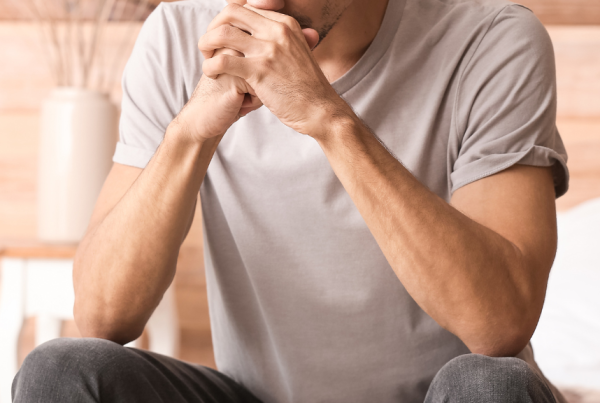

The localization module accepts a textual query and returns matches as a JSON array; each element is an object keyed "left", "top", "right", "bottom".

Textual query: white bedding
[{"left": 531, "top": 198, "right": 600, "bottom": 390}]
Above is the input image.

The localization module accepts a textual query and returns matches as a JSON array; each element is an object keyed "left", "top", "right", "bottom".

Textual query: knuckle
[
  {"left": 257, "top": 58, "right": 271, "bottom": 75},
  {"left": 282, "top": 15, "right": 299, "bottom": 30},
  {"left": 223, "top": 3, "right": 241, "bottom": 14},
  {"left": 198, "top": 34, "right": 210, "bottom": 49},
  {"left": 224, "top": 3, "right": 244, "bottom": 19},
  {"left": 203, "top": 56, "right": 225, "bottom": 75},
  {"left": 251, "top": 70, "right": 264, "bottom": 85},
  {"left": 198, "top": 32, "right": 213, "bottom": 50},
  {"left": 264, "top": 42, "right": 278, "bottom": 59},
  {"left": 218, "top": 24, "right": 233, "bottom": 36},
  {"left": 218, "top": 47, "right": 242, "bottom": 57},
  {"left": 215, "top": 55, "right": 229, "bottom": 70},
  {"left": 273, "top": 22, "right": 291, "bottom": 39},
  {"left": 201, "top": 60, "right": 211, "bottom": 75}
]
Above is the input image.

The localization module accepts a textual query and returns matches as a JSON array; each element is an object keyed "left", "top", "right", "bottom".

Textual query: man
[{"left": 12, "top": 0, "right": 569, "bottom": 401}]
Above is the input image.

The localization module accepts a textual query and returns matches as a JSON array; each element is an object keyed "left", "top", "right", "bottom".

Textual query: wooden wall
[
  {"left": 519, "top": 0, "right": 600, "bottom": 25},
  {"left": 1, "top": 0, "right": 600, "bottom": 25},
  {"left": 155, "top": 0, "right": 600, "bottom": 25}
]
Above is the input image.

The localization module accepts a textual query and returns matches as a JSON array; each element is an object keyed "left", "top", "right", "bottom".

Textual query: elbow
[
  {"left": 466, "top": 319, "right": 536, "bottom": 358},
  {"left": 73, "top": 298, "right": 143, "bottom": 346},
  {"left": 469, "top": 337, "right": 530, "bottom": 358},
  {"left": 464, "top": 266, "right": 546, "bottom": 357},
  {"left": 72, "top": 255, "right": 144, "bottom": 345}
]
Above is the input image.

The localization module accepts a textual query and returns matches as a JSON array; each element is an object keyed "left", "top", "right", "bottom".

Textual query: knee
[
  {"left": 20, "top": 337, "right": 125, "bottom": 375},
  {"left": 13, "top": 338, "right": 127, "bottom": 400},
  {"left": 438, "top": 354, "right": 532, "bottom": 387},
  {"left": 425, "top": 354, "right": 539, "bottom": 403}
]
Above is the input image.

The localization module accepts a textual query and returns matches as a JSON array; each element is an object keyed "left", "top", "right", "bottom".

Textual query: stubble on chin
[{"left": 288, "top": 0, "right": 349, "bottom": 46}]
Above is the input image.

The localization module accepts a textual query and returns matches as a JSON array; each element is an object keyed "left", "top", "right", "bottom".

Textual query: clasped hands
[{"left": 174, "top": 3, "right": 353, "bottom": 143}]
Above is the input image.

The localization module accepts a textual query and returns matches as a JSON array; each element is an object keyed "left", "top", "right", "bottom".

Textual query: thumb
[{"left": 302, "top": 28, "right": 319, "bottom": 50}]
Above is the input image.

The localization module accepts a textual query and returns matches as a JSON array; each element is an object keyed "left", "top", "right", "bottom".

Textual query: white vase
[{"left": 38, "top": 87, "right": 117, "bottom": 243}]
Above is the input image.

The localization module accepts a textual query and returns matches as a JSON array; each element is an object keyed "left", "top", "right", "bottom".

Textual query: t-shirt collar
[{"left": 331, "top": 0, "right": 407, "bottom": 95}]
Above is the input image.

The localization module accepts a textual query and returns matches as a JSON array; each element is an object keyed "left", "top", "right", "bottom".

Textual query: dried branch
[
  {"left": 97, "top": 0, "right": 125, "bottom": 90},
  {"left": 37, "top": 0, "right": 67, "bottom": 85},
  {"left": 75, "top": 0, "right": 85, "bottom": 87},
  {"left": 113, "top": 0, "right": 129, "bottom": 23},
  {"left": 13, "top": 0, "right": 150, "bottom": 91},
  {"left": 63, "top": 0, "right": 73, "bottom": 86},
  {"left": 84, "top": 0, "right": 116, "bottom": 88},
  {"left": 9, "top": 0, "right": 59, "bottom": 83},
  {"left": 96, "top": 0, "right": 128, "bottom": 90},
  {"left": 104, "top": 0, "right": 149, "bottom": 92}
]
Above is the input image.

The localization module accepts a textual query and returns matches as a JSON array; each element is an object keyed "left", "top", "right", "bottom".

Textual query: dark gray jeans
[{"left": 12, "top": 338, "right": 561, "bottom": 402}]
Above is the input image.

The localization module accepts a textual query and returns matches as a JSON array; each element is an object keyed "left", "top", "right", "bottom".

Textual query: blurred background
[{"left": 0, "top": 0, "right": 599, "bottom": 402}]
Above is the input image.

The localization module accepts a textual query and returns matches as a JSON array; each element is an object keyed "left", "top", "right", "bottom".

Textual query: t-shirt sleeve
[
  {"left": 451, "top": 5, "right": 569, "bottom": 197},
  {"left": 113, "top": 3, "right": 186, "bottom": 169}
]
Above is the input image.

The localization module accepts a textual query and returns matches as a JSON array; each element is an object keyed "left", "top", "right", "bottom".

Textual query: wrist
[
  {"left": 164, "top": 120, "right": 202, "bottom": 151},
  {"left": 312, "top": 103, "right": 360, "bottom": 147},
  {"left": 168, "top": 103, "right": 227, "bottom": 145},
  {"left": 163, "top": 121, "right": 222, "bottom": 164}
]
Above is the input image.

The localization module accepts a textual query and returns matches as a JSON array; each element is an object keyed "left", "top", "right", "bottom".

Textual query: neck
[{"left": 313, "top": 0, "right": 389, "bottom": 83}]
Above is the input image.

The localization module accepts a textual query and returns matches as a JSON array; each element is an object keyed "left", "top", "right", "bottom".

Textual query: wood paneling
[
  {"left": 548, "top": 26, "right": 600, "bottom": 118},
  {"left": 0, "top": 1, "right": 153, "bottom": 21},
  {"left": 0, "top": 23, "right": 138, "bottom": 110},
  {"left": 1, "top": 0, "right": 599, "bottom": 25},
  {"left": 519, "top": 0, "right": 600, "bottom": 25},
  {"left": 0, "top": 112, "right": 39, "bottom": 239},
  {"left": 0, "top": 242, "right": 78, "bottom": 258},
  {"left": 555, "top": 118, "right": 600, "bottom": 211}
]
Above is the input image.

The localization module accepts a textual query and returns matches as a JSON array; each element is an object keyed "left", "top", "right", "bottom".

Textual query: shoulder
[
  {"left": 428, "top": 0, "right": 535, "bottom": 20},
  {"left": 400, "top": 0, "right": 551, "bottom": 56},
  {"left": 154, "top": 0, "right": 225, "bottom": 20},
  {"left": 463, "top": 2, "right": 554, "bottom": 72},
  {"left": 415, "top": 0, "right": 554, "bottom": 68},
  {"left": 485, "top": 3, "right": 553, "bottom": 53},
  {"left": 139, "top": 0, "right": 225, "bottom": 45},
  {"left": 130, "top": 0, "right": 226, "bottom": 76},
  {"left": 451, "top": 0, "right": 551, "bottom": 50}
]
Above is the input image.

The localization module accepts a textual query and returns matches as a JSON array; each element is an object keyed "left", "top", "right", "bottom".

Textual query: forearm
[
  {"left": 73, "top": 127, "right": 220, "bottom": 344},
  {"left": 316, "top": 116, "right": 540, "bottom": 356}
]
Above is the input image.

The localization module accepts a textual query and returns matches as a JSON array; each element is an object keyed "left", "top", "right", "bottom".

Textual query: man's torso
[{"left": 115, "top": 0, "right": 567, "bottom": 401}]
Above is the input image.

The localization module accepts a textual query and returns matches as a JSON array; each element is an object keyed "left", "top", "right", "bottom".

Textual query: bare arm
[
  {"left": 73, "top": 58, "right": 262, "bottom": 344},
  {"left": 316, "top": 119, "right": 557, "bottom": 357},
  {"left": 73, "top": 134, "right": 216, "bottom": 344}
]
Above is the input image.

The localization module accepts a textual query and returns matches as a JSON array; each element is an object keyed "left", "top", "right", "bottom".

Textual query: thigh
[
  {"left": 12, "top": 338, "right": 261, "bottom": 403},
  {"left": 122, "top": 347, "right": 262, "bottom": 403}
]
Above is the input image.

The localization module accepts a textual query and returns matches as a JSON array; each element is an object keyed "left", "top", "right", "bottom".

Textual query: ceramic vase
[{"left": 38, "top": 87, "right": 117, "bottom": 242}]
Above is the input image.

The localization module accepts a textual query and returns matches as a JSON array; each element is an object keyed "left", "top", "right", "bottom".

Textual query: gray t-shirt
[{"left": 114, "top": 0, "right": 569, "bottom": 401}]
